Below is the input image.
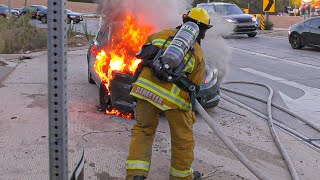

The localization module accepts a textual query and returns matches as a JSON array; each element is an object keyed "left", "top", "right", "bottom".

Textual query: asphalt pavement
[{"left": 1, "top": 31, "right": 320, "bottom": 179}]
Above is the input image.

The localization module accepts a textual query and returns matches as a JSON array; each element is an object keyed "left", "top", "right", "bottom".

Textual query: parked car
[
  {"left": 87, "top": 25, "right": 221, "bottom": 113},
  {"left": 20, "top": 5, "right": 47, "bottom": 19},
  {"left": 197, "top": 2, "right": 258, "bottom": 37},
  {"left": 37, "top": 9, "right": 83, "bottom": 24},
  {"left": 0, "top": 4, "right": 21, "bottom": 18},
  {"left": 288, "top": 17, "right": 320, "bottom": 49}
]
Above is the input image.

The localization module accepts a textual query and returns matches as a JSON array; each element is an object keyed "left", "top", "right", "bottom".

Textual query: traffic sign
[{"left": 263, "top": 0, "right": 275, "bottom": 12}]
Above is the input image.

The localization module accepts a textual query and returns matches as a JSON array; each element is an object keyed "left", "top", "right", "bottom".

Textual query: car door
[{"left": 309, "top": 18, "right": 320, "bottom": 45}]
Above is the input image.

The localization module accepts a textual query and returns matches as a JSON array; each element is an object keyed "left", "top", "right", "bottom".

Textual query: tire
[
  {"left": 290, "top": 33, "right": 303, "bottom": 49},
  {"left": 41, "top": 17, "right": 47, "bottom": 24},
  {"left": 88, "top": 68, "right": 95, "bottom": 84},
  {"left": 67, "top": 18, "right": 71, "bottom": 24},
  {"left": 247, "top": 32, "right": 257, "bottom": 37}
]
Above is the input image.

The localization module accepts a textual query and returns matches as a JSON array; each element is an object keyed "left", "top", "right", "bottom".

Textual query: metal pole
[
  {"left": 310, "top": 1, "right": 312, "bottom": 17},
  {"left": 265, "top": 12, "right": 269, "bottom": 22},
  {"left": 48, "top": 0, "right": 68, "bottom": 179},
  {"left": 7, "top": 0, "right": 11, "bottom": 17},
  {"left": 248, "top": 3, "right": 250, "bottom": 13}
]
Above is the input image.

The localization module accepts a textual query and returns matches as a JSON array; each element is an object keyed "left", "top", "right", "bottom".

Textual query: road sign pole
[
  {"left": 47, "top": 0, "right": 69, "bottom": 179},
  {"left": 7, "top": 0, "right": 11, "bottom": 17}
]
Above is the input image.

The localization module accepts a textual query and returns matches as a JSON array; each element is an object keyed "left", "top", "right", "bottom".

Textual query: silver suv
[{"left": 197, "top": 2, "right": 258, "bottom": 37}]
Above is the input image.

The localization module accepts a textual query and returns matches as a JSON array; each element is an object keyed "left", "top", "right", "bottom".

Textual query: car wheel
[
  {"left": 88, "top": 68, "right": 95, "bottom": 84},
  {"left": 247, "top": 32, "right": 257, "bottom": 37},
  {"left": 67, "top": 18, "right": 71, "bottom": 24},
  {"left": 41, "top": 17, "right": 47, "bottom": 24},
  {"left": 290, "top": 33, "right": 303, "bottom": 49}
]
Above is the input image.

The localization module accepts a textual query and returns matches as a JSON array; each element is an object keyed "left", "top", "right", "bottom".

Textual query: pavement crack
[{"left": 81, "top": 128, "right": 130, "bottom": 142}]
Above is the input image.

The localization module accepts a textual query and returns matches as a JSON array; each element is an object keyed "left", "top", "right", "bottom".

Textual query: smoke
[
  {"left": 98, "top": 0, "right": 232, "bottom": 82},
  {"left": 202, "top": 13, "right": 234, "bottom": 82},
  {"left": 98, "top": 0, "right": 193, "bottom": 31}
]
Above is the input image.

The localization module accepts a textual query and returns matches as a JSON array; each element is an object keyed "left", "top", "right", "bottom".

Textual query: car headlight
[
  {"left": 225, "top": 18, "right": 236, "bottom": 23},
  {"left": 70, "top": 15, "right": 76, "bottom": 18},
  {"left": 252, "top": 17, "right": 257, "bottom": 22},
  {"left": 204, "top": 68, "right": 218, "bottom": 84}
]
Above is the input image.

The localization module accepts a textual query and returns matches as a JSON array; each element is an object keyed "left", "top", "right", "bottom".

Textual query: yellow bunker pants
[{"left": 126, "top": 99, "right": 196, "bottom": 180}]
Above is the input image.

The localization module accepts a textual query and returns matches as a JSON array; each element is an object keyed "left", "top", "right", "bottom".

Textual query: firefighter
[{"left": 126, "top": 7, "right": 212, "bottom": 180}]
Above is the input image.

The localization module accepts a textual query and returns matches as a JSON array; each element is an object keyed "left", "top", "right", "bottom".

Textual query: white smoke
[
  {"left": 98, "top": 0, "right": 193, "bottom": 31},
  {"left": 202, "top": 13, "right": 234, "bottom": 82},
  {"left": 98, "top": 0, "right": 232, "bottom": 82}
]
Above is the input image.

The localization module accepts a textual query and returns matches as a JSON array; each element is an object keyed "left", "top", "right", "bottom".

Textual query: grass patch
[
  {"left": 0, "top": 15, "right": 47, "bottom": 54},
  {"left": 0, "top": 16, "right": 94, "bottom": 54}
]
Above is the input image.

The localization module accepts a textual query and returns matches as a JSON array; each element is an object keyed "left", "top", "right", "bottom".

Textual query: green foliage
[
  {"left": 265, "top": 20, "right": 274, "bottom": 30},
  {"left": 67, "top": 22, "right": 76, "bottom": 38},
  {"left": 82, "top": 19, "right": 95, "bottom": 42},
  {"left": 0, "top": 15, "right": 47, "bottom": 54}
]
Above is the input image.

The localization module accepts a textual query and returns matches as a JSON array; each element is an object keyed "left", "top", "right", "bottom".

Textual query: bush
[
  {"left": 0, "top": 15, "right": 47, "bottom": 54},
  {"left": 0, "top": 15, "right": 93, "bottom": 54},
  {"left": 265, "top": 20, "right": 274, "bottom": 30}
]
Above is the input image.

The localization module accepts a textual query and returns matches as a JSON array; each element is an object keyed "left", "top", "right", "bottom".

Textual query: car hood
[
  {"left": 68, "top": 12, "right": 82, "bottom": 16},
  {"left": 223, "top": 14, "right": 253, "bottom": 20}
]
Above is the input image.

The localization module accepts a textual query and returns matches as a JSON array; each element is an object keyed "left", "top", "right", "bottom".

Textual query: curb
[{"left": 273, "top": 27, "right": 289, "bottom": 31}]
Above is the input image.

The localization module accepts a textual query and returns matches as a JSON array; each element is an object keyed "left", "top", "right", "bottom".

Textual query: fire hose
[{"left": 195, "top": 80, "right": 320, "bottom": 180}]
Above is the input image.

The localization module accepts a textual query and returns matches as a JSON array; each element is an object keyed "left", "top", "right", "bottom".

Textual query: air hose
[{"left": 196, "top": 81, "right": 304, "bottom": 180}]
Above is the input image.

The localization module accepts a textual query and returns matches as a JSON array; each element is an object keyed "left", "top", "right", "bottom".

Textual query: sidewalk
[{"left": 0, "top": 50, "right": 319, "bottom": 179}]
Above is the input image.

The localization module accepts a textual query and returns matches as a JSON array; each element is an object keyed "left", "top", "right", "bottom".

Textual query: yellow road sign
[{"left": 263, "top": 0, "right": 275, "bottom": 12}]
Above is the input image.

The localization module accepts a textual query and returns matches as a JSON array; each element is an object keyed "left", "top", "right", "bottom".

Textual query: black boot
[
  {"left": 133, "top": 176, "right": 146, "bottom": 180},
  {"left": 193, "top": 171, "right": 202, "bottom": 180}
]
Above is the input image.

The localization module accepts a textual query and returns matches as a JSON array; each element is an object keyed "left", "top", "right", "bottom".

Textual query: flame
[
  {"left": 107, "top": 108, "right": 134, "bottom": 119},
  {"left": 94, "top": 12, "right": 154, "bottom": 119}
]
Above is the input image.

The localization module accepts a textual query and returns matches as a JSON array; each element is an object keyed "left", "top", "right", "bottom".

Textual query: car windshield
[
  {"left": 214, "top": 4, "right": 244, "bottom": 15},
  {"left": 67, "top": 9, "right": 72, "bottom": 13}
]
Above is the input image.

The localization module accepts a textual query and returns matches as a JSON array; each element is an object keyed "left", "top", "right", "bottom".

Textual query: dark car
[
  {"left": 87, "top": 25, "right": 221, "bottom": 113},
  {"left": 197, "top": 3, "right": 258, "bottom": 37},
  {"left": 20, "top": 5, "right": 47, "bottom": 19},
  {"left": 0, "top": 4, "right": 21, "bottom": 18},
  {"left": 288, "top": 17, "right": 320, "bottom": 49},
  {"left": 37, "top": 9, "right": 83, "bottom": 24}
]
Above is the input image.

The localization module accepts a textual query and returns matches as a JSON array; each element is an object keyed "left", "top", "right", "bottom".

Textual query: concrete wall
[
  {"left": 0, "top": 0, "right": 97, "bottom": 13},
  {"left": 269, "top": 15, "right": 311, "bottom": 29}
]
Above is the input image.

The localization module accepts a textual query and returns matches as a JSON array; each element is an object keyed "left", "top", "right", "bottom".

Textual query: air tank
[{"left": 161, "top": 21, "right": 200, "bottom": 69}]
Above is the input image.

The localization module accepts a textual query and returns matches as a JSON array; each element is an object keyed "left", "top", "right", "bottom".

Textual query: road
[
  {"left": 216, "top": 34, "right": 320, "bottom": 149},
  {"left": 0, "top": 31, "right": 320, "bottom": 179}
]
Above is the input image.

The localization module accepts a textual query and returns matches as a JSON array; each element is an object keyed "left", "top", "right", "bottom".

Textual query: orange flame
[{"left": 94, "top": 13, "right": 154, "bottom": 119}]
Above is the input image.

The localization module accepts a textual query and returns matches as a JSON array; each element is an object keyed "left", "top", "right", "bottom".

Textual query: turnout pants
[{"left": 126, "top": 99, "right": 196, "bottom": 179}]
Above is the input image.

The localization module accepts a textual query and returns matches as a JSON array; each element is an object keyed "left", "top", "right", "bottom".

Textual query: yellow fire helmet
[{"left": 184, "top": 7, "right": 212, "bottom": 29}]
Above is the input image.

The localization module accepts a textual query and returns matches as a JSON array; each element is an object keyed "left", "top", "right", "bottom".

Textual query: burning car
[{"left": 87, "top": 14, "right": 221, "bottom": 118}]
